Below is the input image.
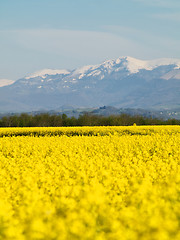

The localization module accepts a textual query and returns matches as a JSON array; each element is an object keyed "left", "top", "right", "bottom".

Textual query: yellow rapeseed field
[{"left": 0, "top": 126, "right": 180, "bottom": 240}]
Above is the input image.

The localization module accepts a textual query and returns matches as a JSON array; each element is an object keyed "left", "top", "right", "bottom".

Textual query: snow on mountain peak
[
  {"left": 23, "top": 56, "right": 180, "bottom": 82},
  {"left": 146, "top": 58, "right": 180, "bottom": 70},
  {"left": 73, "top": 65, "right": 95, "bottom": 75},
  {"left": 25, "top": 69, "right": 70, "bottom": 79},
  {"left": 69, "top": 56, "right": 180, "bottom": 80},
  {"left": 72, "top": 65, "right": 99, "bottom": 79},
  {"left": 121, "top": 56, "right": 152, "bottom": 73},
  {"left": 0, "top": 79, "right": 15, "bottom": 87},
  {"left": 114, "top": 56, "right": 180, "bottom": 74}
]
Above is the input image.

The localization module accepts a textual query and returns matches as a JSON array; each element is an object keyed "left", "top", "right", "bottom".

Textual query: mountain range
[{"left": 1, "top": 56, "right": 180, "bottom": 113}]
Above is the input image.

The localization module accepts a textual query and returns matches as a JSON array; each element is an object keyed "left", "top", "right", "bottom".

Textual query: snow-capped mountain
[
  {"left": 1, "top": 56, "right": 180, "bottom": 112},
  {"left": 25, "top": 69, "right": 71, "bottom": 79},
  {"left": 0, "top": 79, "right": 15, "bottom": 87}
]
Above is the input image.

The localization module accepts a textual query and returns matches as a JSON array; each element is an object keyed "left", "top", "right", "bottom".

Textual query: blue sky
[{"left": 0, "top": 0, "right": 180, "bottom": 80}]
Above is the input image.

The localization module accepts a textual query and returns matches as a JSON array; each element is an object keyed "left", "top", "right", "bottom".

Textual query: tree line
[{"left": 0, "top": 113, "right": 179, "bottom": 127}]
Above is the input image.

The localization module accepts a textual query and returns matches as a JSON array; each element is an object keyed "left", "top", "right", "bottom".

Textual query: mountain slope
[{"left": 0, "top": 56, "right": 180, "bottom": 112}]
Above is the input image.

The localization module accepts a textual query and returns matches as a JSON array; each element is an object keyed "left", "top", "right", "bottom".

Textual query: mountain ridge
[
  {"left": 23, "top": 56, "right": 180, "bottom": 79},
  {"left": 1, "top": 56, "right": 180, "bottom": 113}
]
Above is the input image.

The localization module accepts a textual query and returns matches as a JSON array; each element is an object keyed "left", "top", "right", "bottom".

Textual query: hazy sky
[{"left": 0, "top": 0, "right": 180, "bottom": 80}]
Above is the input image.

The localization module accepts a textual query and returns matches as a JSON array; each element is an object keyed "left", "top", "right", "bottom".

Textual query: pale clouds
[
  {"left": 1, "top": 28, "right": 180, "bottom": 59},
  {"left": 2, "top": 27, "right": 180, "bottom": 61},
  {"left": 0, "top": 28, "right": 147, "bottom": 79},
  {"left": 1, "top": 27, "right": 180, "bottom": 79},
  {"left": 1, "top": 28, "right": 147, "bottom": 60},
  {"left": 103, "top": 25, "right": 180, "bottom": 53}
]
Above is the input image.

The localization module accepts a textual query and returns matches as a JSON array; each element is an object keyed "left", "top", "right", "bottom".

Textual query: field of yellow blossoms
[{"left": 0, "top": 126, "right": 180, "bottom": 240}]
